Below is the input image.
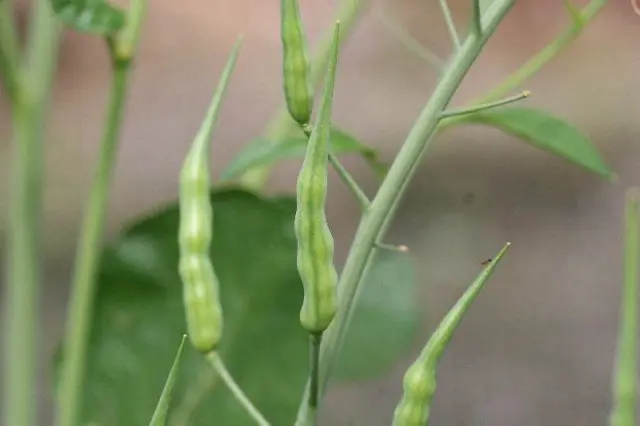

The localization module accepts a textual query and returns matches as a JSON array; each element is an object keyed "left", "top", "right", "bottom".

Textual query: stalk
[
  {"left": 2, "top": 1, "right": 60, "bottom": 426},
  {"left": 294, "top": 0, "right": 517, "bottom": 422},
  {"left": 57, "top": 3, "right": 148, "bottom": 425}
]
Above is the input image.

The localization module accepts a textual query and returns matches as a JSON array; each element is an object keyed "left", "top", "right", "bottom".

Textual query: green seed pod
[
  {"left": 281, "top": 0, "right": 314, "bottom": 127},
  {"left": 178, "top": 40, "right": 241, "bottom": 353},
  {"left": 391, "top": 242, "right": 511, "bottom": 426},
  {"left": 294, "top": 23, "right": 341, "bottom": 334}
]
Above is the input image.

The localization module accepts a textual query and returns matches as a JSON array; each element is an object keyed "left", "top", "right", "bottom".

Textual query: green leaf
[
  {"left": 221, "top": 128, "right": 388, "bottom": 181},
  {"left": 55, "top": 188, "right": 418, "bottom": 425},
  {"left": 334, "top": 248, "right": 420, "bottom": 380},
  {"left": 458, "top": 107, "right": 614, "bottom": 179},
  {"left": 50, "top": 0, "right": 125, "bottom": 35},
  {"left": 149, "top": 335, "right": 186, "bottom": 426}
]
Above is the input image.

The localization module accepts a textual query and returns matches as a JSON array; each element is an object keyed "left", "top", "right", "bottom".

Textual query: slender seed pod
[
  {"left": 178, "top": 39, "right": 242, "bottom": 353},
  {"left": 281, "top": 0, "right": 314, "bottom": 127},
  {"left": 294, "top": 23, "right": 341, "bottom": 334},
  {"left": 392, "top": 242, "right": 511, "bottom": 426}
]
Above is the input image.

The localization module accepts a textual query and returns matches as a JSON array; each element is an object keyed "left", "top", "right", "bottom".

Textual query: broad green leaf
[
  {"left": 50, "top": 0, "right": 125, "bottom": 35},
  {"left": 55, "top": 188, "right": 418, "bottom": 425},
  {"left": 458, "top": 107, "right": 613, "bottom": 179},
  {"left": 221, "top": 128, "right": 388, "bottom": 181},
  {"left": 334, "top": 248, "right": 420, "bottom": 380},
  {"left": 149, "top": 335, "right": 186, "bottom": 426}
]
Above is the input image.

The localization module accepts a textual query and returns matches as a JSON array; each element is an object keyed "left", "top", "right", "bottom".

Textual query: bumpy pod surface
[
  {"left": 178, "top": 157, "right": 222, "bottom": 353},
  {"left": 391, "top": 242, "right": 511, "bottom": 426},
  {"left": 392, "top": 361, "right": 436, "bottom": 426},
  {"left": 294, "top": 23, "right": 340, "bottom": 334},
  {"left": 281, "top": 0, "right": 314, "bottom": 126},
  {"left": 178, "top": 41, "right": 241, "bottom": 353}
]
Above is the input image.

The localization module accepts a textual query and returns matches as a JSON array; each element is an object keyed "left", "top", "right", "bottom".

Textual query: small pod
[
  {"left": 391, "top": 242, "right": 511, "bottom": 426},
  {"left": 281, "top": 0, "right": 314, "bottom": 127},
  {"left": 294, "top": 23, "right": 341, "bottom": 334},
  {"left": 178, "top": 40, "right": 242, "bottom": 353}
]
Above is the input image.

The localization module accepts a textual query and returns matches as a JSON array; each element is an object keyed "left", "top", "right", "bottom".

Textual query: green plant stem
[
  {"left": 2, "top": 2, "right": 60, "bottom": 426},
  {"left": 434, "top": 0, "right": 605, "bottom": 134},
  {"left": 439, "top": 90, "right": 530, "bottom": 119},
  {"left": 610, "top": 189, "right": 639, "bottom": 426},
  {"left": 307, "top": 334, "right": 322, "bottom": 426},
  {"left": 302, "top": 126, "right": 370, "bottom": 209},
  {"left": 240, "top": 0, "right": 368, "bottom": 189},
  {"left": 294, "top": 0, "right": 516, "bottom": 422},
  {"left": 473, "top": 0, "right": 606, "bottom": 105},
  {"left": 0, "top": 0, "right": 20, "bottom": 104},
  {"left": 438, "top": 0, "right": 461, "bottom": 50},
  {"left": 328, "top": 153, "right": 371, "bottom": 209},
  {"left": 375, "top": 6, "right": 444, "bottom": 70},
  {"left": 205, "top": 352, "right": 271, "bottom": 426},
  {"left": 57, "top": 53, "right": 132, "bottom": 426}
]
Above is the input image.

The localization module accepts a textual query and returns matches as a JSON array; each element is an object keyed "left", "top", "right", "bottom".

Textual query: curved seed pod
[
  {"left": 294, "top": 23, "right": 341, "bottom": 334},
  {"left": 281, "top": 0, "right": 314, "bottom": 127},
  {"left": 178, "top": 39, "right": 242, "bottom": 353},
  {"left": 392, "top": 242, "right": 511, "bottom": 426}
]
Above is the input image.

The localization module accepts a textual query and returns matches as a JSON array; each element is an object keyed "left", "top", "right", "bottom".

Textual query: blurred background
[{"left": 1, "top": 0, "right": 640, "bottom": 424}]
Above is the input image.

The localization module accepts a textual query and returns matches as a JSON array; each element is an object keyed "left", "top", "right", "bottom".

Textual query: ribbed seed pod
[
  {"left": 294, "top": 23, "right": 341, "bottom": 334},
  {"left": 391, "top": 242, "right": 511, "bottom": 426},
  {"left": 178, "top": 40, "right": 241, "bottom": 353},
  {"left": 281, "top": 0, "right": 314, "bottom": 127}
]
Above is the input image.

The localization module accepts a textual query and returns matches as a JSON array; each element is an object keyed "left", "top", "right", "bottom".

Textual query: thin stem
[
  {"left": 302, "top": 126, "right": 371, "bottom": 210},
  {"left": 0, "top": 0, "right": 21, "bottom": 104},
  {"left": 294, "top": 0, "right": 516, "bottom": 421},
  {"left": 2, "top": 1, "right": 60, "bottom": 426},
  {"left": 205, "top": 352, "right": 271, "bottom": 426},
  {"left": 471, "top": 0, "right": 482, "bottom": 35},
  {"left": 473, "top": 0, "right": 606, "bottom": 104},
  {"left": 439, "top": 90, "right": 530, "bottom": 118},
  {"left": 439, "top": 0, "right": 461, "bottom": 50},
  {"left": 610, "top": 189, "right": 639, "bottom": 426},
  {"left": 240, "top": 0, "right": 368, "bottom": 189},
  {"left": 375, "top": 6, "right": 444, "bottom": 70},
  {"left": 328, "top": 153, "right": 371, "bottom": 210},
  {"left": 57, "top": 54, "right": 132, "bottom": 426},
  {"left": 307, "top": 334, "right": 322, "bottom": 426},
  {"left": 374, "top": 242, "right": 408, "bottom": 253},
  {"left": 115, "top": 0, "right": 148, "bottom": 59}
]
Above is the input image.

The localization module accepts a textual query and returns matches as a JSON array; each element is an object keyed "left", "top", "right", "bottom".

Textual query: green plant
[{"left": 0, "top": 1, "right": 635, "bottom": 426}]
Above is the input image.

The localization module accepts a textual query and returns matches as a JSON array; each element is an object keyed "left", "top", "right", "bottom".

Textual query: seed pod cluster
[
  {"left": 178, "top": 41, "right": 241, "bottom": 353},
  {"left": 281, "top": 0, "right": 314, "bottom": 127},
  {"left": 294, "top": 23, "right": 341, "bottom": 334}
]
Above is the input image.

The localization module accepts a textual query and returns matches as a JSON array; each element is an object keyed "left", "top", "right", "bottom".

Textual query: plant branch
[
  {"left": 294, "top": 0, "right": 517, "bottom": 422},
  {"left": 473, "top": 0, "right": 606, "bottom": 104},
  {"left": 328, "top": 153, "right": 371, "bottom": 210},
  {"left": 307, "top": 334, "right": 322, "bottom": 426},
  {"left": 439, "top": 0, "right": 461, "bottom": 50},
  {"left": 239, "top": 0, "right": 368, "bottom": 189},
  {"left": 302, "top": 126, "right": 371, "bottom": 211},
  {"left": 2, "top": 1, "right": 60, "bottom": 426},
  {"left": 56, "top": 1, "right": 148, "bottom": 419},
  {"left": 206, "top": 352, "right": 271, "bottom": 426},
  {"left": 57, "top": 53, "right": 131, "bottom": 426},
  {"left": 375, "top": 6, "right": 444, "bottom": 71},
  {"left": 0, "top": 0, "right": 21, "bottom": 104},
  {"left": 439, "top": 90, "right": 530, "bottom": 118},
  {"left": 610, "top": 188, "right": 639, "bottom": 426}
]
